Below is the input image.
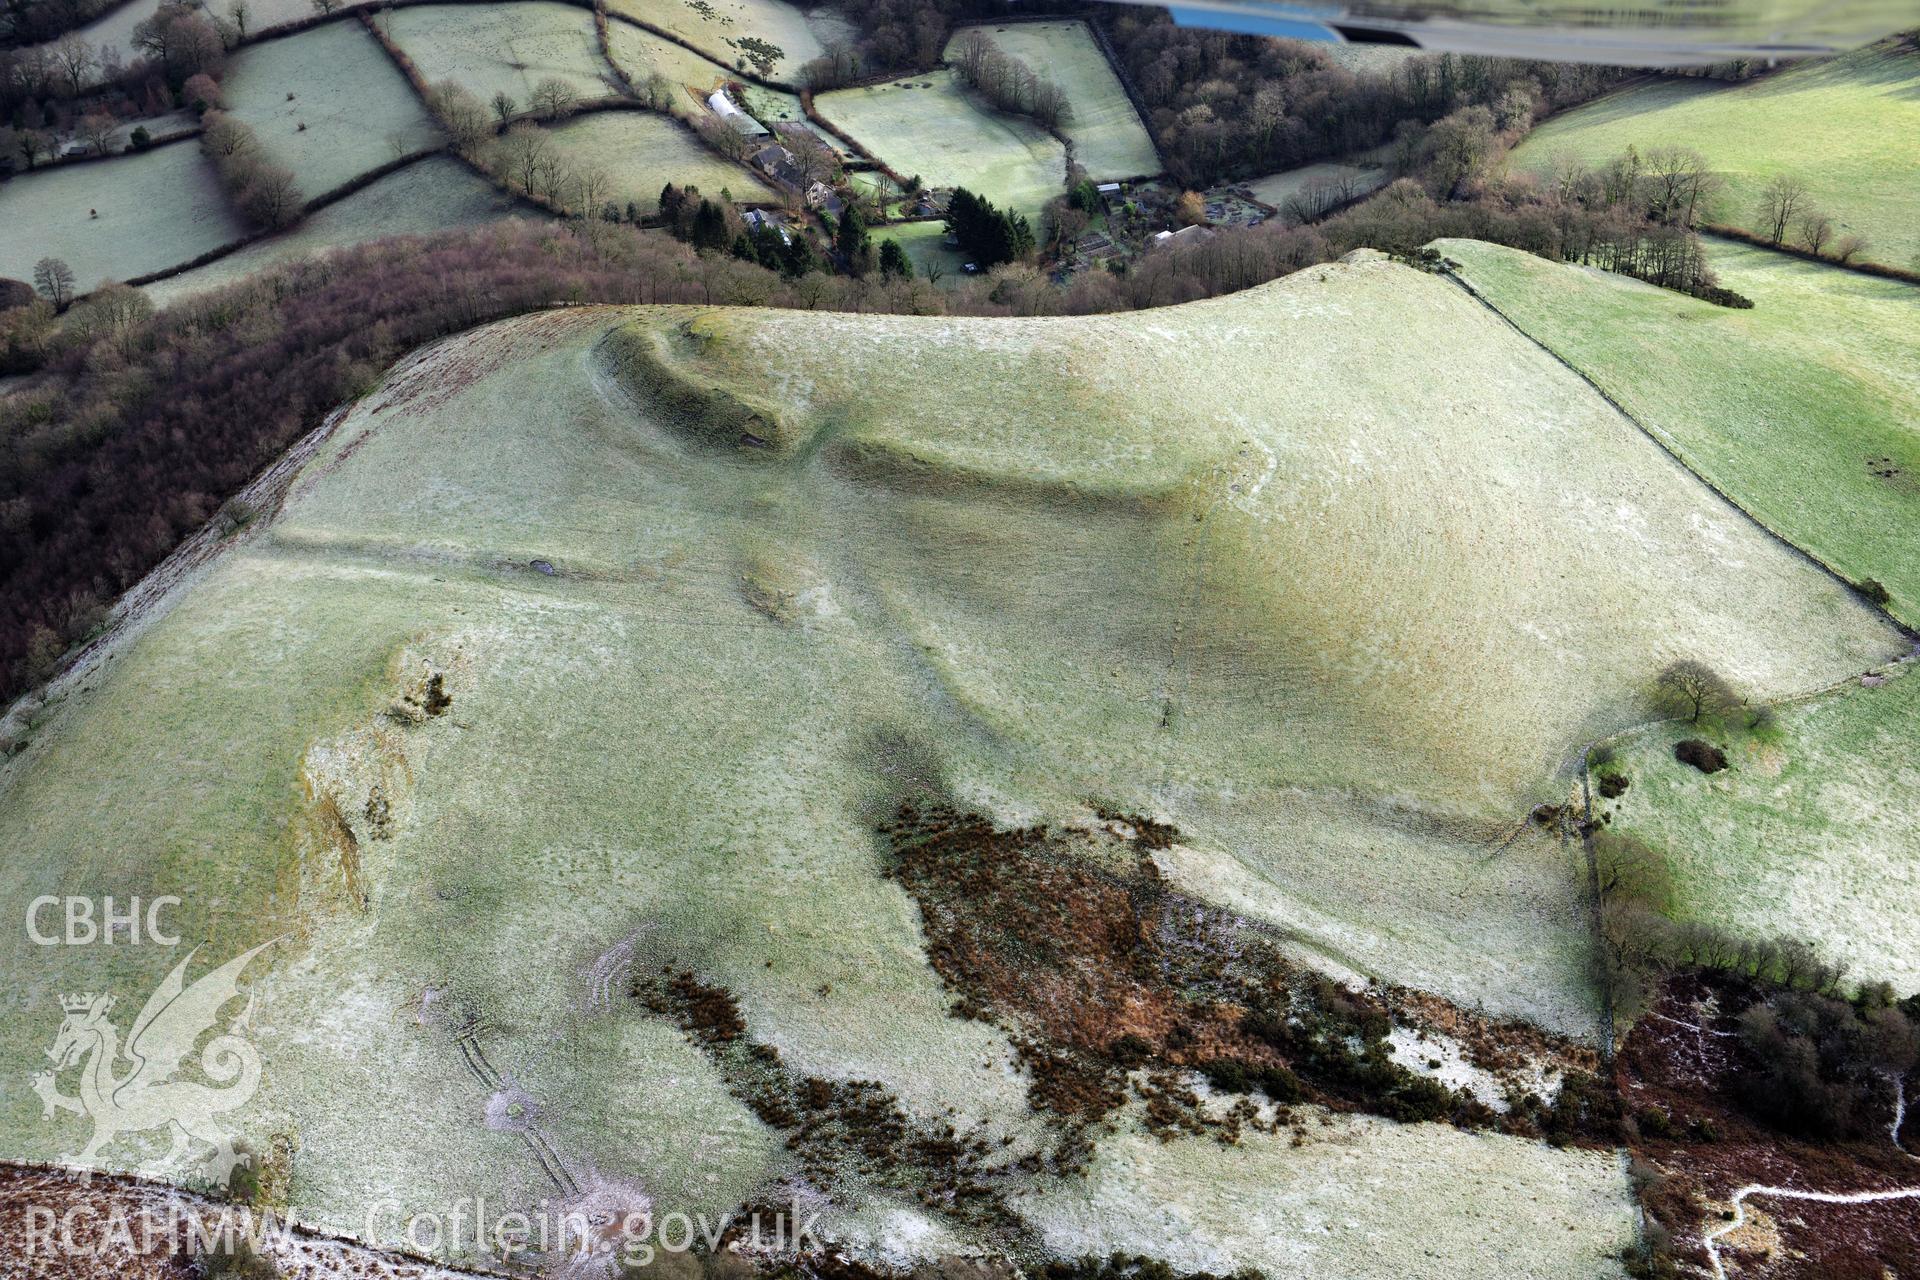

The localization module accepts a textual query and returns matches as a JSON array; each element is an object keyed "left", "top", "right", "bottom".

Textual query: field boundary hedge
[
  {"left": 1702, "top": 225, "right": 1920, "bottom": 287},
  {"left": 120, "top": 147, "right": 465, "bottom": 288},
  {"left": 4, "top": 127, "right": 201, "bottom": 177}
]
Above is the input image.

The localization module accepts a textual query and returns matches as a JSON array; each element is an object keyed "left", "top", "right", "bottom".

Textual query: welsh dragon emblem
[{"left": 32, "top": 939, "right": 277, "bottom": 1179}]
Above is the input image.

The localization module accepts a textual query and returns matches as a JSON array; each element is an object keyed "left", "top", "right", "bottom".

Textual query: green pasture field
[
  {"left": 1601, "top": 662, "right": 1920, "bottom": 994},
  {"left": 1510, "top": 42, "right": 1920, "bottom": 268},
  {"left": 1441, "top": 238, "right": 1920, "bottom": 628},
  {"left": 541, "top": 111, "right": 779, "bottom": 212},
  {"left": 947, "top": 21, "right": 1161, "bottom": 180}
]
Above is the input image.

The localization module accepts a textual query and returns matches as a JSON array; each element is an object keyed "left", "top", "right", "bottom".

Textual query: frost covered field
[
  {"left": 946, "top": 21, "right": 1161, "bottom": 180},
  {"left": 222, "top": 21, "right": 440, "bottom": 196},
  {"left": 540, "top": 111, "right": 779, "bottom": 212},
  {"left": 383, "top": 2, "right": 617, "bottom": 107},
  {"left": 143, "top": 156, "right": 523, "bottom": 306},
  {"left": 815, "top": 71, "right": 1067, "bottom": 224},
  {"left": 604, "top": 22, "right": 734, "bottom": 117},
  {"left": 0, "top": 139, "right": 246, "bottom": 288},
  {"left": 0, "top": 254, "right": 1901, "bottom": 1275},
  {"left": 606, "top": 0, "right": 853, "bottom": 78}
]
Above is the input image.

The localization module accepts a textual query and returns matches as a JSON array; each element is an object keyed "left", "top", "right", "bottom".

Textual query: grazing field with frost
[
  {"left": 0, "top": 251, "right": 1899, "bottom": 1274},
  {"left": 384, "top": 2, "right": 616, "bottom": 108},
  {"left": 540, "top": 111, "right": 778, "bottom": 212},
  {"left": 222, "top": 22, "right": 440, "bottom": 196},
  {"left": 814, "top": 71, "right": 1066, "bottom": 223},
  {"left": 1442, "top": 238, "right": 1920, "bottom": 628},
  {"left": 1601, "top": 662, "right": 1920, "bottom": 995},
  {"left": 604, "top": 22, "right": 733, "bottom": 116},
  {"left": 947, "top": 21, "right": 1160, "bottom": 180},
  {"left": 1508, "top": 41, "right": 1920, "bottom": 267},
  {"left": 0, "top": 140, "right": 246, "bottom": 288},
  {"left": 605, "top": 0, "right": 853, "bottom": 78},
  {"left": 143, "top": 157, "right": 525, "bottom": 307}
]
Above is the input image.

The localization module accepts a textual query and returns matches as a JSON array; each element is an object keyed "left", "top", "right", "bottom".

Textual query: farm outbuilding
[{"left": 707, "top": 89, "right": 768, "bottom": 136}]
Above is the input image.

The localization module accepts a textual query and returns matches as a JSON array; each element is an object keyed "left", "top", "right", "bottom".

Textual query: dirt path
[{"left": 1704, "top": 1181, "right": 1920, "bottom": 1280}]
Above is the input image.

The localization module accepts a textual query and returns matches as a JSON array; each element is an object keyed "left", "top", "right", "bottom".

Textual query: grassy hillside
[
  {"left": 0, "top": 252, "right": 1898, "bottom": 1271},
  {"left": 222, "top": 21, "right": 440, "bottom": 197},
  {"left": 1600, "top": 661, "right": 1920, "bottom": 994},
  {"left": 1510, "top": 42, "right": 1920, "bottom": 267},
  {"left": 1441, "top": 238, "right": 1920, "bottom": 628},
  {"left": 0, "top": 140, "right": 247, "bottom": 288},
  {"left": 948, "top": 21, "right": 1160, "bottom": 180}
]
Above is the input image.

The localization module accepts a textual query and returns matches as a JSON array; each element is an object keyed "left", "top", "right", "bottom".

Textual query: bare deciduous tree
[
  {"left": 79, "top": 111, "right": 117, "bottom": 155},
  {"left": 1655, "top": 659, "right": 1735, "bottom": 724},
  {"left": 52, "top": 34, "right": 96, "bottom": 96},
  {"left": 425, "top": 80, "right": 490, "bottom": 152},
  {"left": 1755, "top": 173, "right": 1809, "bottom": 245},
  {"left": 529, "top": 76, "right": 578, "bottom": 121},
  {"left": 240, "top": 161, "right": 302, "bottom": 227},
  {"left": 1796, "top": 210, "right": 1833, "bottom": 255},
  {"left": 33, "top": 257, "right": 76, "bottom": 311}
]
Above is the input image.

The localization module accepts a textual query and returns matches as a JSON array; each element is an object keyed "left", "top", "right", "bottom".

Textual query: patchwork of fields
[
  {"left": 1510, "top": 42, "right": 1920, "bottom": 267},
  {"left": 1441, "top": 238, "right": 1920, "bottom": 629},
  {"left": 143, "top": 155, "right": 524, "bottom": 306}
]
